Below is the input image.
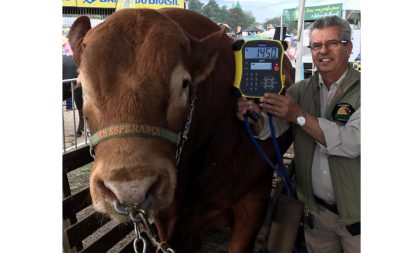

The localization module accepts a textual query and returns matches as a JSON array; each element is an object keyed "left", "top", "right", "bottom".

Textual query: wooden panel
[
  {"left": 63, "top": 187, "right": 92, "bottom": 220},
  {"left": 63, "top": 146, "right": 94, "bottom": 173},
  {"left": 65, "top": 212, "right": 111, "bottom": 248},
  {"left": 117, "top": 237, "right": 136, "bottom": 253},
  {"left": 63, "top": 171, "right": 72, "bottom": 198},
  {"left": 80, "top": 223, "right": 134, "bottom": 253}
]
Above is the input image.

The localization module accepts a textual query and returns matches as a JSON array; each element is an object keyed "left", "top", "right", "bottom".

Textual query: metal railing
[{"left": 62, "top": 78, "right": 89, "bottom": 153}]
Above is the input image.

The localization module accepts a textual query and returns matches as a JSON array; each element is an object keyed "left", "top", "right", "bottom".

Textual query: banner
[
  {"left": 283, "top": 4, "right": 342, "bottom": 22},
  {"left": 63, "top": 0, "right": 185, "bottom": 9},
  {"left": 63, "top": 0, "right": 77, "bottom": 7}
]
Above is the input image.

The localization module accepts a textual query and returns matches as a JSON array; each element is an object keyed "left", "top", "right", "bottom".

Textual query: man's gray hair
[{"left": 309, "top": 15, "right": 352, "bottom": 42}]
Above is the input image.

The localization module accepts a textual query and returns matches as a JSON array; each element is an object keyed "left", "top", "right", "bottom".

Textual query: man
[{"left": 237, "top": 15, "right": 360, "bottom": 253}]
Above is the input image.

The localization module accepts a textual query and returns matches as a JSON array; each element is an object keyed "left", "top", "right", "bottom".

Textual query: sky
[{"left": 198, "top": 0, "right": 361, "bottom": 23}]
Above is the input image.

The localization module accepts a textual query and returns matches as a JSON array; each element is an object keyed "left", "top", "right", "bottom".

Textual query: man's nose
[{"left": 319, "top": 45, "right": 329, "bottom": 54}]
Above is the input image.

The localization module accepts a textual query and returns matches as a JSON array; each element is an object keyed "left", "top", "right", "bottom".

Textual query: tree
[
  {"left": 242, "top": 11, "right": 256, "bottom": 29},
  {"left": 217, "top": 6, "right": 230, "bottom": 23},
  {"left": 227, "top": 7, "right": 255, "bottom": 33},
  {"left": 264, "top": 17, "right": 282, "bottom": 27},
  {"left": 187, "top": 0, "right": 204, "bottom": 14},
  {"left": 186, "top": 0, "right": 257, "bottom": 33},
  {"left": 202, "top": 0, "right": 220, "bottom": 22}
]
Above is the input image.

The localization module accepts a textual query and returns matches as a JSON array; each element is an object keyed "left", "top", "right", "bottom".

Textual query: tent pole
[{"left": 295, "top": 0, "right": 306, "bottom": 82}]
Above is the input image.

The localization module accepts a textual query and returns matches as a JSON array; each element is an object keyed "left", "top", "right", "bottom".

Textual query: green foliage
[
  {"left": 81, "top": 163, "right": 92, "bottom": 173},
  {"left": 264, "top": 17, "right": 282, "bottom": 27},
  {"left": 187, "top": 0, "right": 204, "bottom": 14},
  {"left": 202, "top": 0, "right": 219, "bottom": 21},
  {"left": 187, "top": 0, "right": 256, "bottom": 32},
  {"left": 263, "top": 16, "right": 299, "bottom": 35}
]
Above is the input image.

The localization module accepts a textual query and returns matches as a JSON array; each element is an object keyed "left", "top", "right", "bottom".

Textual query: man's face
[{"left": 310, "top": 26, "right": 353, "bottom": 77}]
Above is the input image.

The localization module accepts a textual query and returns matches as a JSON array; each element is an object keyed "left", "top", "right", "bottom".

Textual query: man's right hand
[{"left": 236, "top": 97, "right": 264, "bottom": 134}]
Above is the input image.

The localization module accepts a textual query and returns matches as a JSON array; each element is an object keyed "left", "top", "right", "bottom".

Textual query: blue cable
[
  {"left": 244, "top": 115, "right": 293, "bottom": 196},
  {"left": 268, "top": 114, "right": 296, "bottom": 196},
  {"left": 245, "top": 115, "right": 301, "bottom": 253}
]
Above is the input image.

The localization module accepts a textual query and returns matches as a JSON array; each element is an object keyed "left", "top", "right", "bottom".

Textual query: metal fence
[{"left": 62, "top": 78, "right": 89, "bottom": 153}]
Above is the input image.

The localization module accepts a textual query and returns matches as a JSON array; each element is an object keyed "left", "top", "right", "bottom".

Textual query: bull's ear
[
  {"left": 68, "top": 16, "right": 91, "bottom": 65},
  {"left": 189, "top": 27, "right": 226, "bottom": 84}
]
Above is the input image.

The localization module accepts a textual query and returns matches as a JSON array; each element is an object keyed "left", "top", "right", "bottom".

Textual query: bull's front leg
[{"left": 228, "top": 175, "right": 272, "bottom": 253}]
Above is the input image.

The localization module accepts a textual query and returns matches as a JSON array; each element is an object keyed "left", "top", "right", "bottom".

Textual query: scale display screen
[
  {"left": 232, "top": 39, "right": 285, "bottom": 98},
  {"left": 250, "top": 62, "right": 272, "bottom": 70},
  {"left": 244, "top": 47, "right": 279, "bottom": 59}
]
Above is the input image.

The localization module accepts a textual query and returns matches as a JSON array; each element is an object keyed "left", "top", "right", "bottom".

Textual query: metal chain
[
  {"left": 114, "top": 201, "right": 175, "bottom": 253},
  {"left": 131, "top": 210, "right": 175, "bottom": 253},
  {"left": 85, "top": 121, "right": 96, "bottom": 159},
  {"left": 99, "top": 87, "right": 198, "bottom": 252},
  {"left": 175, "top": 86, "right": 197, "bottom": 166}
]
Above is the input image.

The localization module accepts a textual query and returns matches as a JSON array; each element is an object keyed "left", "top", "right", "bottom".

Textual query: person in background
[
  {"left": 284, "top": 36, "right": 297, "bottom": 65},
  {"left": 236, "top": 15, "right": 360, "bottom": 253}
]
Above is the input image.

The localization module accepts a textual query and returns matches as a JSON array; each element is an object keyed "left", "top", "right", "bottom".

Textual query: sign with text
[
  {"left": 283, "top": 4, "right": 342, "bottom": 22},
  {"left": 62, "top": 0, "right": 184, "bottom": 9}
]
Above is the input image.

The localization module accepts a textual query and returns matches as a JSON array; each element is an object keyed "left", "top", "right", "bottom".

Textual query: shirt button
[{"left": 322, "top": 170, "right": 327, "bottom": 175}]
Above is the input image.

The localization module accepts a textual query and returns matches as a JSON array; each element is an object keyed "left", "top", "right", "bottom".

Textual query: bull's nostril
[
  {"left": 96, "top": 180, "right": 118, "bottom": 202},
  {"left": 114, "top": 200, "right": 130, "bottom": 215},
  {"left": 103, "top": 175, "right": 159, "bottom": 208}
]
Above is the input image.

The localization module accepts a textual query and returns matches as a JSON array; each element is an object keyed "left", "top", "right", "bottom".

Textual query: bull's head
[{"left": 68, "top": 9, "right": 226, "bottom": 221}]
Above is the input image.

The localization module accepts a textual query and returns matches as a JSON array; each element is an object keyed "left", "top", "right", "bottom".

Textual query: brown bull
[{"left": 69, "top": 8, "right": 295, "bottom": 253}]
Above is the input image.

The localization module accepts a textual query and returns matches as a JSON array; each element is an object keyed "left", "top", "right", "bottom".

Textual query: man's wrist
[
  {"left": 296, "top": 111, "right": 307, "bottom": 127},
  {"left": 251, "top": 117, "right": 264, "bottom": 134}
]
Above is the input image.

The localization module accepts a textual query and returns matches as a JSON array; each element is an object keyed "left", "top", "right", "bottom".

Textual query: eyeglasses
[{"left": 308, "top": 40, "right": 348, "bottom": 51}]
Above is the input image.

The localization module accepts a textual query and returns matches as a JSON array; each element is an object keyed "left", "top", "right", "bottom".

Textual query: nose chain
[{"left": 114, "top": 200, "right": 175, "bottom": 253}]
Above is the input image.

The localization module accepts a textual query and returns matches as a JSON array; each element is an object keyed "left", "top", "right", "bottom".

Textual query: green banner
[{"left": 283, "top": 4, "right": 342, "bottom": 22}]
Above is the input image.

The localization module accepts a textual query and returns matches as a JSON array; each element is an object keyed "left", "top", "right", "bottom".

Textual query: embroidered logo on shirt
[{"left": 332, "top": 103, "right": 355, "bottom": 123}]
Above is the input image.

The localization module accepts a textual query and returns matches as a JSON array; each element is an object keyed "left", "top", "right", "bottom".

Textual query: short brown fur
[{"left": 69, "top": 8, "right": 295, "bottom": 253}]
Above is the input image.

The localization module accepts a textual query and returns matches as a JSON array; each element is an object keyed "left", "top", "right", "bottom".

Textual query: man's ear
[
  {"left": 68, "top": 16, "right": 91, "bottom": 65},
  {"left": 189, "top": 27, "right": 227, "bottom": 85}
]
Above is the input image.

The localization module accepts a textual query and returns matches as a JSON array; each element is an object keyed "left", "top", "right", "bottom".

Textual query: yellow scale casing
[{"left": 232, "top": 39, "right": 286, "bottom": 98}]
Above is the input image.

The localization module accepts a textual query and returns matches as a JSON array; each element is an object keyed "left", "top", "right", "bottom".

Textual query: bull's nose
[{"left": 103, "top": 175, "right": 158, "bottom": 207}]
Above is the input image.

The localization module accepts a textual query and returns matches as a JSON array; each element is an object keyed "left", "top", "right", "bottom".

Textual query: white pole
[
  {"left": 295, "top": 0, "right": 306, "bottom": 82},
  {"left": 280, "top": 13, "right": 283, "bottom": 39}
]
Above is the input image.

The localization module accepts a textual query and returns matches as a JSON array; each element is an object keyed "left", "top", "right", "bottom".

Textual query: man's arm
[
  {"left": 317, "top": 108, "right": 360, "bottom": 158},
  {"left": 260, "top": 92, "right": 360, "bottom": 158}
]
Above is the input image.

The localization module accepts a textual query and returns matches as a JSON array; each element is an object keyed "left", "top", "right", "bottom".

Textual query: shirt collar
[{"left": 317, "top": 68, "right": 349, "bottom": 89}]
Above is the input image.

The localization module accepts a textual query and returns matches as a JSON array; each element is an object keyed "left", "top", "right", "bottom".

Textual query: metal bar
[
  {"left": 63, "top": 78, "right": 77, "bottom": 83},
  {"left": 295, "top": 0, "right": 306, "bottom": 82},
  {"left": 84, "top": 119, "right": 88, "bottom": 143},
  {"left": 71, "top": 81, "right": 78, "bottom": 149},
  {"left": 63, "top": 104, "right": 66, "bottom": 153}
]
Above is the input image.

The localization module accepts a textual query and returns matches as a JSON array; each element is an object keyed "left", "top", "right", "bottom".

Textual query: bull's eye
[{"left": 182, "top": 79, "right": 190, "bottom": 89}]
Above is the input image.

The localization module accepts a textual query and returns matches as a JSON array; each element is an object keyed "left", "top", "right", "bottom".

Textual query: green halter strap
[{"left": 89, "top": 123, "right": 180, "bottom": 147}]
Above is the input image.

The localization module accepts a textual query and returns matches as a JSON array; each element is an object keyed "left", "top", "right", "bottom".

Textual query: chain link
[
  {"left": 131, "top": 210, "right": 175, "bottom": 253},
  {"left": 175, "top": 86, "right": 197, "bottom": 166},
  {"left": 114, "top": 201, "right": 176, "bottom": 253},
  {"left": 109, "top": 87, "right": 198, "bottom": 253}
]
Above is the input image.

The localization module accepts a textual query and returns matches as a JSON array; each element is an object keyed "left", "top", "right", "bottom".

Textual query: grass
[{"left": 68, "top": 162, "right": 92, "bottom": 193}]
